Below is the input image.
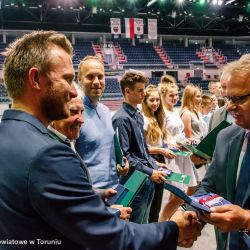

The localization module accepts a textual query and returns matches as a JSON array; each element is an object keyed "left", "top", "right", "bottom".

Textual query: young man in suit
[
  {"left": 112, "top": 70, "right": 170, "bottom": 224},
  {"left": 194, "top": 55, "right": 250, "bottom": 250},
  {"left": 0, "top": 31, "right": 201, "bottom": 249}
]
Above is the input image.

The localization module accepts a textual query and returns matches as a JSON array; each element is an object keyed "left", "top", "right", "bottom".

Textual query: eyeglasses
[{"left": 225, "top": 93, "right": 250, "bottom": 104}]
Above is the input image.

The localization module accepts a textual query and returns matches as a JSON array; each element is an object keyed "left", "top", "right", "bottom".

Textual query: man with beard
[{"left": 0, "top": 31, "right": 201, "bottom": 250}]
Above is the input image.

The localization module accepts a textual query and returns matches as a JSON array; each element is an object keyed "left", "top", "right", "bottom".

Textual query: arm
[
  {"left": 29, "top": 144, "right": 181, "bottom": 250},
  {"left": 148, "top": 146, "right": 176, "bottom": 159},
  {"left": 181, "top": 110, "right": 192, "bottom": 138},
  {"left": 112, "top": 117, "right": 153, "bottom": 176}
]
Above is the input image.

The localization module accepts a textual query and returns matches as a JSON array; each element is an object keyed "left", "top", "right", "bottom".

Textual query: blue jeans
[{"left": 129, "top": 178, "right": 155, "bottom": 224}]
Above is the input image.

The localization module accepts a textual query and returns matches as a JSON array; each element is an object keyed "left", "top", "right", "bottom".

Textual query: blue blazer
[
  {"left": 195, "top": 124, "right": 248, "bottom": 250},
  {"left": 0, "top": 110, "right": 179, "bottom": 250}
]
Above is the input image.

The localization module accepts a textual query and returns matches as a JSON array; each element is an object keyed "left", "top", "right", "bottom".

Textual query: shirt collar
[
  {"left": 83, "top": 95, "right": 98, "bottom": 109},
  {"left": 123, "top": 102, "right": 138, "bottom": 116},
  {"left": 47, "top": 125, "right": 71, "bottom": 143},
  {"left": 83, "top": 95, "right": 101, "bottom": 119}
]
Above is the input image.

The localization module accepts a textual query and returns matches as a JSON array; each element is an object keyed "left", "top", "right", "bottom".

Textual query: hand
[
  {"left": 111, "top": 205, "right": 132, "bottom": 220},
  {"left": 150, "top": 170, "right": 166, "bottom": 184},
  {"left": 190, "top": 154, "right": 207, "bottom": 165},
  {"left": 200, "top": 204, "right": 250, "bottom": 232},
  {"left": 156, "top": 162, "right": 170, "bottom": 169},
  {"left": 170, "top": 211, "right": 201, "bottom": 247},
  {"left": 117, "top": 157, "right": 129, "bottom": 176},
  {"left": 161, "top": 148, "right": 176, "bottom": 159},
  {"left": 102, "top": 188, "right": 117, "bottom": 200}
]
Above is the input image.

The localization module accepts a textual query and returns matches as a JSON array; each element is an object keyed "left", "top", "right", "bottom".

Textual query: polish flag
[{"left": 125, "top": 18, "right": 134, "bottom": 38}]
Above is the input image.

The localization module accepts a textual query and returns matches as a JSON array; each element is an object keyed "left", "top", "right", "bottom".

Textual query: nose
[
  {"left": 93, "top": 76, "right": 100, "bottom": 85},
  {"left": 77, "top": 114, "right": 84, "bottom": 125},
  {"left": 70, "top": 84, "right": 78, "bottom": 98}
]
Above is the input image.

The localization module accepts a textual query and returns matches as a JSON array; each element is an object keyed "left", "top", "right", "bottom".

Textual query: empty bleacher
[
  {"left": 162, "top": 44, "right": 202, "bottom": 68},
  {"left": 118, "top": 41, "right": 164, "bottom": 67},
  {"left": 187, "top": 77, "right": 210, "bottom": 91},
  {"left": 73, "top": 39, "right": 95, "bottom": 65},
  {"left": 213, "top": 43, "right": 240, "bottom": 63}
]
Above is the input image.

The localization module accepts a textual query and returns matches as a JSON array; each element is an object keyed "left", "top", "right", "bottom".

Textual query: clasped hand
[{"left": 170, "top": 211, "right": 202, "bottom": 248}]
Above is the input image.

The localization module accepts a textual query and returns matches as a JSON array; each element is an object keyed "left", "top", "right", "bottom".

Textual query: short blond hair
[{"left": 2, "top": 30, "right": 73, "bottom": 99}]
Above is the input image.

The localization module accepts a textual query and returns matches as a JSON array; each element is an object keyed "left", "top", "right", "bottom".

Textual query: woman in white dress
[
  {"left": 158, "top": 76, "right": 198, "bottom": 221},
  {"left": 141, "top": 85, "right": 176, "bottom": 222}
]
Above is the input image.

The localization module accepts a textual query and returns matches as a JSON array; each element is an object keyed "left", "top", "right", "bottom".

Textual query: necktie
[
  {"left": 229, "top": 132, "right": 250, "bottom": 250},
  {"left": 235, "top": 132, "right": 250, "bottom": 205}
]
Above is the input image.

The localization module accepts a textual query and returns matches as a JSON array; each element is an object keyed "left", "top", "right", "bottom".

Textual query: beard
[{"left": 40, "top": 85, "right": 70, "bottom": 122}]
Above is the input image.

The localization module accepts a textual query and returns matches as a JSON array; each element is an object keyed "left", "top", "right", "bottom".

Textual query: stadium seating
[{"left": 162, "top": 43, "right": 202, "bottom": 67}]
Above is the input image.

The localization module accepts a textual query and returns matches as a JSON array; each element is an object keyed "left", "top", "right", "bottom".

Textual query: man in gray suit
[
  {"left": 208, "top": 62, "right": 236, "bottom": 131},
  {"left": 194, "top": 55, "right": 250, "bottom": 250}
]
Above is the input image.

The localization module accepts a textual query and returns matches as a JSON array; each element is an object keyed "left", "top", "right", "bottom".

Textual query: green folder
[
  {"left": 179, "top": 120, "right": 231, "bottom": 160},
  {"left": 174, "top": 151, "right": 191, "bottom": 157},
  {"left": 166, "top": 172, "right": 191, "bottom": 185},
  {"left": 120, "top": 170, "right": 148, "bottom": 207},
  {"left": 114, "top": 128, "right": 125, "bottom": 167}
]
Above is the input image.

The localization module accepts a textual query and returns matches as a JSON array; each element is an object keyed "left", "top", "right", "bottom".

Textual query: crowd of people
[{"left": 0, "top": 30, "right": 250, "bottom": 250}]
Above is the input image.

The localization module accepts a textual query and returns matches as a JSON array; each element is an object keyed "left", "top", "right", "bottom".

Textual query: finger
[{"left": 210, "top": 204, "right": 233, "bottom": 213}]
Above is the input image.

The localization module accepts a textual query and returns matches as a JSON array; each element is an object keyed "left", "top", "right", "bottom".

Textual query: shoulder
[
  {"left": 181, "top": 108, "right": 191, "bottom": 116},
  {"left": 30, "top": 143, "right": 85, "bottom": 182},
  {"left": 218, "top": 124, "right": 244, "bottom": 141},
  {"left": 112, "top": 107, "right": 128, "bottom": 121},
  {"left": 143, "top": 115, "right": 150, "bottom": 130},
  {"left": 98, "top": 102, "right": 110, "bottom": 113}
]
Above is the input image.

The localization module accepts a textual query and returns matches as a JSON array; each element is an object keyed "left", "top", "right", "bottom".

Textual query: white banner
[
  {"left": 148, "top": 19, "right": 157, "bottom": 40},
  {"left": 110, "top": 18, "right": 121, "bottom": 35},
  {"left": 134, "top": 18, "right": 144, "bottom": 35}
]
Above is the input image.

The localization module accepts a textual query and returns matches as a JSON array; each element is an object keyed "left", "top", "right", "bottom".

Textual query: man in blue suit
[
  {"left": 193, "top": 55, "right": 250, "bottom": 250},
  {"left": 0, "top": 31, "right": 201, "bottom": 249}
]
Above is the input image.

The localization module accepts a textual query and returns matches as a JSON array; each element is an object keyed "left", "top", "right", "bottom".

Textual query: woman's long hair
[
  {"left": 181, "top": 84, "right": 201, "bottom": 112},
  {"left": 142, "top": 85, "right": 167, "bottom": 145}
]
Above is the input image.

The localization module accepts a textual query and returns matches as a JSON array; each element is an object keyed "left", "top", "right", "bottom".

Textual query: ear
[
  {"left": 125, "top": 87, "right": 130, "bottom": 95},
  {"left": 28, "top": 67, "right": 41, "bottom": 90}
]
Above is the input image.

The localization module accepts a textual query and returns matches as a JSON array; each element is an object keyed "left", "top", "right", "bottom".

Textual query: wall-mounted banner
[
  {"left": 125, "top": 18, "right": 144, "bottom": 38},
  {"left": 110, "top": 18, "right": 121, "bottom": 35},
  {"left": 148, "top": 19, "right": 157, "bottom": 40}
]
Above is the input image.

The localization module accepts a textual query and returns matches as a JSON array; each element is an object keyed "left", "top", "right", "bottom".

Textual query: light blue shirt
[{"left": 75, "top": 96, "right": 118, "bottom": 189}]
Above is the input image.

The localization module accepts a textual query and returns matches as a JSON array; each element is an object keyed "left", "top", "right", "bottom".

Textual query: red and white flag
[
  {"left": 125, "top": 18, "right": 134, "bottom": 38},
  {"left": 125, "top": 18, "right": 144, "bottom": 38}
]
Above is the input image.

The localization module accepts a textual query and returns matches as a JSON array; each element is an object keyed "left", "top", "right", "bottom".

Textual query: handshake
[{"left": 170, "top": 210, "right": 202, "bottom": 248}]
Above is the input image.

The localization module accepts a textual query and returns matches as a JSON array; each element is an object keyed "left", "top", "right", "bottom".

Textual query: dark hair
[{"left": 119, "top": 70, "right": 148, "bottom": 96}]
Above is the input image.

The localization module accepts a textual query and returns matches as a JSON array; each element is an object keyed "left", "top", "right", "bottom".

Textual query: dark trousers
[{"left": 148, "top": 154, "right": 165, "bottom": 223}]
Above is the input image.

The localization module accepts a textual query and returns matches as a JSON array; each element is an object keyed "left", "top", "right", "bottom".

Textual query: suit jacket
[
  {"left": 194, "top": 124, "right": 249, "bottom": 250},
  {"left": 0, "top": 109, "right": 179, "bottom": 250},
  {"left": 208, "top": 106, "right": 228, "bottom": 132}
]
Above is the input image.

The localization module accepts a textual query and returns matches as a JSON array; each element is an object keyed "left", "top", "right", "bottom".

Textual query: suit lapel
[
  {"left": 226, "top": 130, "right": 245, "bottom": 202},
  {"left": 220, "top": 107, "right": 227, "bottom": 120}
]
